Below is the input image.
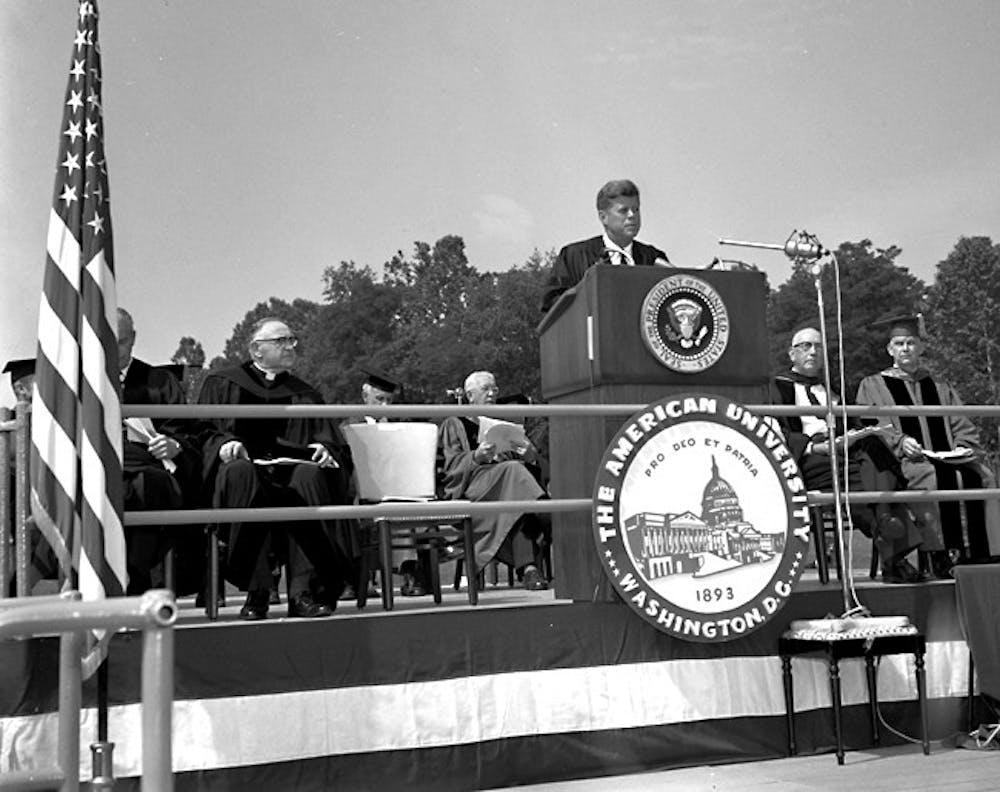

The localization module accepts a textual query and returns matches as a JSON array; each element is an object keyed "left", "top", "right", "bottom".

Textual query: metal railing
[
  {"left": 2, "top": 397, "right": 998, "bottom": 787},
  {"left": 5, "top": 400, "right": 1000, "bottom": 599},
  {"left": 0, "top": 589, "right": 177, "bottom": 792}
]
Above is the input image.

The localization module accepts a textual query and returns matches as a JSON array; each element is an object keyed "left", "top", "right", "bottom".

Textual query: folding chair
[{"left": 342, "top": 422, "right": 477, "bottom": 611}]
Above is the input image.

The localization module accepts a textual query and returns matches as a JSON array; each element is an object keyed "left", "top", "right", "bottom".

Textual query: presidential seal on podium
[
  {"left": 593, "top": 394, "right": 811, "bottom": 642},
  {"left": 640, "top": 274, "right": 730, "bottom": 372}
]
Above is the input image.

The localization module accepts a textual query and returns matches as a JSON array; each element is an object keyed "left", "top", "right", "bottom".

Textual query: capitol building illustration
[{"left": 623, "top": 457, "right": 784, "bottom": 579}]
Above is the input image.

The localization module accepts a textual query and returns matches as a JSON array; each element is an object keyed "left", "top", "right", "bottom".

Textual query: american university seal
[
  {"left": 641, "top": 274, "right": 729, "bottom": 372},
  {"left": 592, "top": 394, "right": 811, "bottom": 642}
]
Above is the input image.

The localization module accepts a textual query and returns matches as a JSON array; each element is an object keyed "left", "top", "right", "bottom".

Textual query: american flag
[{"left": 30, "top": 0, "right": 125, "bottom": 676}]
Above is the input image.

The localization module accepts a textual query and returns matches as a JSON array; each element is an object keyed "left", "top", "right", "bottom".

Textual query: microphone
[{"left": 783, "top": 232, "right": 825, "bottom": 260}]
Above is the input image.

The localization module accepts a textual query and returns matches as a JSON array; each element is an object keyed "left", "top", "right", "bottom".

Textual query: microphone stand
[
  {"left": 719, "top": 231, "right": 853, "bottom": 617},
  {"left": 719, "top": 232, "right": 913, "bottom": 634}
]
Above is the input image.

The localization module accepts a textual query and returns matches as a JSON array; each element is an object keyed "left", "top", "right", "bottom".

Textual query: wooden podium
[{"left": 538, "top": 265, "right": 771, "bottom": 601}]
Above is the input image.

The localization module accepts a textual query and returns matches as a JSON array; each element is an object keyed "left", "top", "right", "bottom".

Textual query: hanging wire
[{"left": 829, "top": 251, "right": 869, "bottom": 617}]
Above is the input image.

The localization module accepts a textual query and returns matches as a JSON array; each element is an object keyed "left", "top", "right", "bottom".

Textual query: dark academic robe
[
  {"left": 540, "top": 235, "right": 670, "bottom": 313},
  {"left": 770, "top": 370, "right": 922, "bottom": 561},
  {"left": 122, "top": 358, "right": 201, "bottom": 498},
  {"left": 197, "top": 362, "right": 358, "bottom": 591},
  {"left": 121, "top": 359, "right": 202, "bottom": 594}
]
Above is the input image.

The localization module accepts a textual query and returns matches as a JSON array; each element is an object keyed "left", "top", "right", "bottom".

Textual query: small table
[{"left": 779, "top": 632, "right": 930, "bottom": 764}]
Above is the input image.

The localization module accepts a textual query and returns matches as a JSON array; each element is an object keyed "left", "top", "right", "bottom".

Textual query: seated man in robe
[
  {"left": 340, "top": 365, "right": 405, "bottom": 597},
  {"left": 342, "top": 366, "right": 401, "bottom": 426},
  {"left": 856, "top": 314, "right": 1000, "bottom": 575},
  {"left": 770, "top": 326, "right": 925, "bottom": 583},
  {"left": 118, "top": 309, "right": 203, "bottom": 595},
  {"left": 198, "top": 317, "right": 358, "bottom": 619},
  {"left": 438, "top": 370, "right": 550, "bottom": 590}
]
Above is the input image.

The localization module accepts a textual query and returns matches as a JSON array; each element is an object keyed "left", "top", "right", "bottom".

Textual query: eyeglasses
[
  {"left": 792, "top": 341, "right": 820, "bottom": 351},
  {"left": 255, "top": 335, "right": 298, "bottom": 348}
]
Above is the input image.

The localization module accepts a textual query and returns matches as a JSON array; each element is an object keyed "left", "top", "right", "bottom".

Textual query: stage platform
[{"left": 0, "top": 565, "right": 979, "bottom": 791}]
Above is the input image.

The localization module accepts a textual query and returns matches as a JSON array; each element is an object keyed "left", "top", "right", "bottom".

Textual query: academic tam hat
[
  {"left": 3, "top": 358, "right": 36, "bottom": 383},
  {"left": 360, "top": 365, "right": 401, "bottom": 394},
  {"left": 873, "top": 313, "right": 924, "bottom": 340}
]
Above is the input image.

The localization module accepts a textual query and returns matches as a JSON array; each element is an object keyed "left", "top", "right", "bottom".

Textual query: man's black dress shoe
[
  {"left": 239, "top": 589, "right": 270, "bottom": 621},
  {"left": 288, "top": 591, "right": 333, "bottom": 618},
  {"left": 522, "top": 566, "right": 549, "bottom": 591},
  {"left": 881, "top": 556, "right": 926, "bottom": 584},
  {"left": 400, "top": 572, "right": 427, "bottom": 597},
  {"left": 338, "top": 584, "right": 357, "bottom": 601},
  {"left": 929, "top": 549, "right": 956, "bottom": 579}
]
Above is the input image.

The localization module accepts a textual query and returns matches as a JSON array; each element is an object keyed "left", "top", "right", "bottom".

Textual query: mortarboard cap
[
  {"left": 360, "top": 365, "right": 401, "bottom": 394},
  {"left": 873, "top": 313, "right": 924, "bottom": 340},
  {"left": 3, "top": 358, "right": 36, "bottom": 383}
]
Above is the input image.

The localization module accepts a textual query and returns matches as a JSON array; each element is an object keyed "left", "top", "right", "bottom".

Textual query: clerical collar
[
  {"left": 251, "top": 360, "right": 284, "bottom": 381},
  {"left": 602, "top": 234, "right": 634, "bottom": 266}
]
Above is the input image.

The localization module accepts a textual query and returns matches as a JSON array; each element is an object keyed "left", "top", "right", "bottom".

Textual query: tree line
[{"left": 171, "top": 234, "right": 1000, "bottom": 465}]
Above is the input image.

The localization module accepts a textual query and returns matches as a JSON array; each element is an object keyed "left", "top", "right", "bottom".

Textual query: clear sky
[{"left": 2, "top": 0, "right": 999, "bottom": 403}]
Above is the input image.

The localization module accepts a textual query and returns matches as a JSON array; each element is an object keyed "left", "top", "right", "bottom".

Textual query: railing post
[
  {"left": 59, "top": 627, "right": 83, "bottom": 792},
  {"left": 14, "top": 401, "right": 30, "bottom": 598},
  {"left": 142, "top": 594, "right": 175, "bottom": 792},
  {"left": 0, "top": 406, "right": 11, "bottom": 598}
]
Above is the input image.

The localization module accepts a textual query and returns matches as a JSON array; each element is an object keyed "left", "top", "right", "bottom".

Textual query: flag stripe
[
  {"left": 36, "top": 299, "right": 81, "bottom": 401},
  {"left": 46, "top": 208, "right": 83, "bottom": 290}
]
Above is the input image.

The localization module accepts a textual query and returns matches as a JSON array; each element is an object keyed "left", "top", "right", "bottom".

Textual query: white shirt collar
[{"left": 602, "top": 233, "right": 634, "bottom": 265}]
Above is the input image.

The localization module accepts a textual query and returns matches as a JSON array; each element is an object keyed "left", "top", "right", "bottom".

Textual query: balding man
[
  {"left": 198, "top": 317, "right": 358, "bottom": 619},
  {"left": 438, "top": 370, "right": 550, "bottom": 590}
]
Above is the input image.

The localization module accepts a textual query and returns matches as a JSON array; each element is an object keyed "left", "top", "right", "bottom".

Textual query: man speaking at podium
[{"left": 540, "top": 178, "right": 670, "bottom": 313}]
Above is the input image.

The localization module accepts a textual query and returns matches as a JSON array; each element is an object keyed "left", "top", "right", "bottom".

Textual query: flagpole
[
  {"left": 91, "top": 658, "right": 115, "bottom": 790},
  {"left": 30, "top": 0, "right": 127, "bottom": 784}
]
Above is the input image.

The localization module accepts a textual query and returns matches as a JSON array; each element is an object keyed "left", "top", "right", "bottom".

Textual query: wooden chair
[
  {"left": 809, "top": 505, "right": 879, "bottom": 584},
  {"left": 343, "top": 422, "right": 477, "bottom": 611}
]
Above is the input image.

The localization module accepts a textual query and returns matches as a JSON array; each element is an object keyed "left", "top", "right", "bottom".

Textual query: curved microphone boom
[{"left": 718, "top": 230, "right": 826, "bottom": 262}]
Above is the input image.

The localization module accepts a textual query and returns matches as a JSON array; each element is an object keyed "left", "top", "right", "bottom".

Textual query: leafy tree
[
  {"left": 377, "top": 236, "right": 480, "bottom": 402},
  {"left": 216, "top": 238, "right": 556, "bottom": 412},
  {"left": 170, "top": 336, "right": 206, "bottom": 403},
  {"left": 924, "top": 236, "right": 1000, "bottom": 466},
  {"left": 171, "top": 336, "right": 205, "bottom": 367},
  {"left": 303, "top": 262, "right": 403, "bottom": 402},
  {"left": 767, "top": 239, "right": 925, "bottom": 394},
  {"left": 220, "top": 297, "right": 321, "bottom": 366}
]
